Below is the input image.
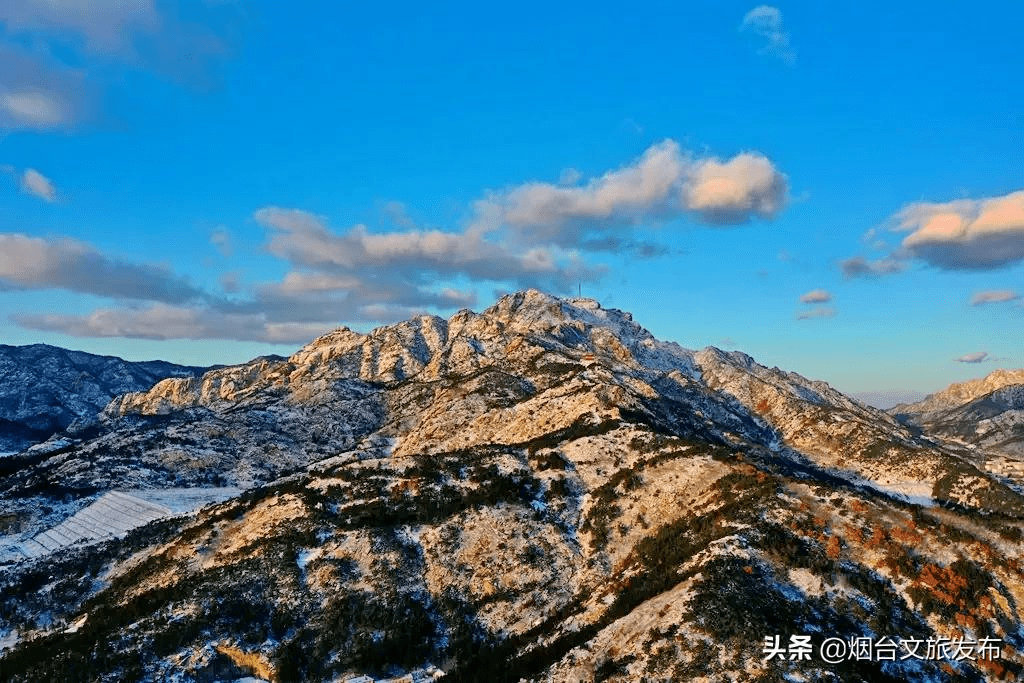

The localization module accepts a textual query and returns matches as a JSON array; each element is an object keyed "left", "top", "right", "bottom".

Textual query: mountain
[
  {"left": 0, "top": 344, "right": 208, "bottom": 454},
  {"left": 1, "top": 291, "right": 1022, "bottom": 682},
  {"left": 892, "top": 369, "right": 1024, "bottom": 420},
  {"left": 891, "top": 369, "right": 1024, "bottom": 459}
]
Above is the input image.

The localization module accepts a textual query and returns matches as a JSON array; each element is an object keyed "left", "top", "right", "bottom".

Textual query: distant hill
[{"left": 0, "top": 344, "right": 207, "bottom": 453}]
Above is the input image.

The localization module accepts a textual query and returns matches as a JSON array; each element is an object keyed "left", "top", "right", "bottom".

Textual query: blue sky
[{"left": 1, "top": 1, "right": 1022, "bottom": 406}]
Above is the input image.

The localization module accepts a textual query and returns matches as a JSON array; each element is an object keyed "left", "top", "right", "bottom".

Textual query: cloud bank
[
  {"left": 8, "top": 140, "right": 789, "bottom": 342},
  {"left": 0, "top": 233, "right": 203, "bottom": 303},
  {"left": 841, "top": 190, "right": 1024, "bottom": 279},
  {"left": 473, "top": 140, "right": 787, "bottom": 248}
]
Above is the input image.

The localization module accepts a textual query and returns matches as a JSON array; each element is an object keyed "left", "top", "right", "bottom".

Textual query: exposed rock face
[
  {"left": 1, "top": 290, "right": 1022, "bottom": 682},
  {"left": 0, "top": 344, "right": 206, "bottom": 453}
]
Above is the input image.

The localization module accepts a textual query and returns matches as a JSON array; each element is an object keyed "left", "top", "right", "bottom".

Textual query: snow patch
[
  {"left": 297, "top": 547, "right": 324, "bottom": 570},
  {"left": 0, "top": 629, "right": 20, "bottom": 651},
  {"left": 868, "top": 481, "right": 935, "bottom": 507}
]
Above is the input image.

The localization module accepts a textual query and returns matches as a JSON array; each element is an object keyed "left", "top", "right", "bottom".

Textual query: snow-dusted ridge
[{"left": 1, "top": 290, "right": 1023, "bottom": 681}]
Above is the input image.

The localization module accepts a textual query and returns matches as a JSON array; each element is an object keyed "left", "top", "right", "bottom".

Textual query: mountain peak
[
  {"left": 892, "top": 366, "right": 1024, "bottom": 417},
  {"left": 5, "top": 296, "right": 1024, "bottom": 683}
]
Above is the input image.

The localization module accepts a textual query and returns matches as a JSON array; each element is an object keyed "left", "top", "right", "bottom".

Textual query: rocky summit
[{"left": 1, "top": 290, "right": 1022, "bottom": 682}]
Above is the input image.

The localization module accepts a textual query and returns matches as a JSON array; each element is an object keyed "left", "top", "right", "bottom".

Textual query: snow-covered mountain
[
  {"left": 891, "top": 368, "right": 1024, "bottom": 420},
  {"left": 0, "top": 344, "right": 207, "bottom": 454},
  {"left": 1, "top": 291, "right": 1022, "bottom": 682},
  {"left": 892, "top": 371, "right": 1024, "bottom": 459}
]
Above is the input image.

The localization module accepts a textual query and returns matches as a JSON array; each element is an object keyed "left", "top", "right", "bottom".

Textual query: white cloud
[
  {"left": 472, "top": 140, "right": 788, "bottom": 247},
  {"left": 970, "top": 289, "right": 1020, "bottom": 306},
  {"left": 4, "top": 142, "right": 789, "bottom": 342},
  {"left": 740, "top": 5, "right": 796, "bottom": 64},
  {"left": 955, "top": 351, "right": 990, "bottom": 364},
  {"left": 894, "top": 190, "right": 1024, "bottom": 269},
  {"left": 799, "top": 289, "right": 832, "bottom": 304},
  {"left": 0, "top": 90, "right": 70, "bottom": 129},
  {"left": 19, "top": 168, "right": 57, "bottom": 202},
  {"left": 0, "top": 233, "right": 203, "bottom": 303},
  {"left": 685, "top": 153, "right": 789, "bottom": 224},
  {"left": 796, "top": 306, "right": 835, "bottom": 320},
  {"left": 254, "top": 207, "right": 598, "bottom": 289}
]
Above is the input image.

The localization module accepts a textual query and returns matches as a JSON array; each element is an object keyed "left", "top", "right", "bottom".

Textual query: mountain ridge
[
  {"left": 0, "top": 343, "right": 208, "bottom": 454},
  {"left": 0, "top": 290, "right": 1022, "bottom": 682},
  {"left": 891, "top": 368, "right": 1024, "bottom": 420}
]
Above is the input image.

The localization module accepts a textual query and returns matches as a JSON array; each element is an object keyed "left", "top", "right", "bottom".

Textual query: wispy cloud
[
  {"left": 970, "top": 289, "right": 1020, "bottom": 306},
  {"left": 559, "top": 168, "right": 583, "bottom": 185},
  {"left": 799, "top": 289, "right": 832, "bottom": 304},
  {"left": 219, "top": 271, "right": 241, "bottom": 294},
  {"left": 382, "top": 200, "right": 417, "bottom": 229},
  {"left": 0, "top": 233, "right": 203, "bottom": 303},
  {"left": 954, "top": 351, "right": 990, "bottom": 364},
  {"left": 0, "top": 1, "right": 240, "bottom": 133},
  {"left": 0, "top": 0, "right": 160, "bottom": 56},
  {"left": 14, "top": 305, "right": 335, "bottom": 344},
  {"left": 839, "top": 255, "right": 905, "bottom": 279},
  {"left": 796, "top": 306, "right": 836, "bottom": 320},
  {"left": 740, "top": 5, "right": 796, "bottom": 64},
  {"left": 0, "top": 0, "right": 235, "bottom": 83}
]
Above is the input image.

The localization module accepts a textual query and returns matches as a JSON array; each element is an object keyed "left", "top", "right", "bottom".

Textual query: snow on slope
[{"left": 5, "top": 488, "right": 239, "bottom": 560}]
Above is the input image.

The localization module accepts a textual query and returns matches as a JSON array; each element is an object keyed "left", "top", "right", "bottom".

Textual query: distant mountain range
[
  {"left": 0, "top": 291, "right": 1022, "bottom": 682},
  {"left": 891, "top": 368, "right": 1024, "bottom": 459},
  {"left": 0, "top": 344, "right": 207, "bottom": 454}
]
